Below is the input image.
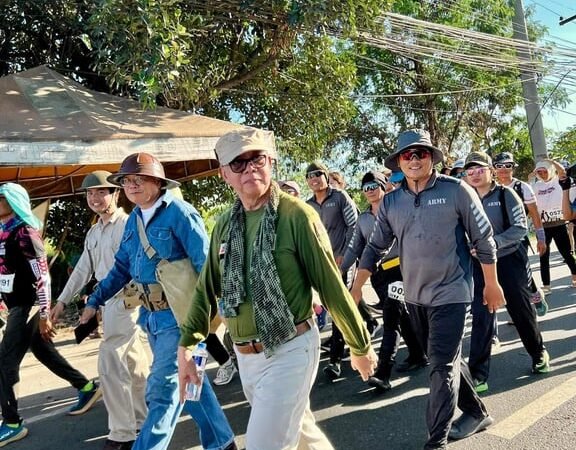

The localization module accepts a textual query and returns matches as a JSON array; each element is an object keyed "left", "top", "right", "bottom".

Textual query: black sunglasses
[
  {"left": 228, "top": 154, "right": 268, "bottom": 173},
  {"left": 306, "top": 170, "right": 325, "bottom": 180}
]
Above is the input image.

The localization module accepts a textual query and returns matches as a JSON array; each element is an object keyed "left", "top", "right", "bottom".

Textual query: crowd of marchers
[{"left": 2, "top": 127, "right": 575, "bottom": 450}]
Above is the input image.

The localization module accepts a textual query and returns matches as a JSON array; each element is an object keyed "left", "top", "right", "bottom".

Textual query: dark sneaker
[
  {"left": 531, "top": 287, "right": 549, "bottom": 317},
  {"left": 367, "top": 375, "right": 392, "bottom": 392},
  {"left": 396, "top": 357, "right": 429, "bottom": 373},
  {"left": 474, "top": 379, "right": 489, "bottom": 394},
  {"left": 103, "top": 439, "right": 135, "bottom": 450},
  {"left": 323, "top": 363, "right": 341, "bottom": 381},
  {"left": 0, "top": 423, "right": 28, "bottom": 447},
  {"left": 68, "top": 380, "right": 102, "bottom": 415},
  {"left": 532, "top": 350, "right": 551, "bottom": 374},
  {"left": 448, "top": 413, "right": 494, "bottom": 440}
]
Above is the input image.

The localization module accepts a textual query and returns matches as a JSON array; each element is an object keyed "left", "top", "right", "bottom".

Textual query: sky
[{"left": 527, "top": 0, "right": 576, "bottom": 133}]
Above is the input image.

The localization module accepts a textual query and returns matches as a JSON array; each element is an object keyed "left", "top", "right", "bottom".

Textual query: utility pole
[{"left": 512, "top": 0, "right": 548, "bottom": 161}]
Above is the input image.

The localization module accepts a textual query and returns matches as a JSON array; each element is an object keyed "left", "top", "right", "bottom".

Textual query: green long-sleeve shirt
[{"left": 179, "top": 192, "right": 371, "bottom": 356}]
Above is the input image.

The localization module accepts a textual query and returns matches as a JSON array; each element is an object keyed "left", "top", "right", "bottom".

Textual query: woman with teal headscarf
[{"left": 0, "top": 183, "right": 43, "bottom": 230}]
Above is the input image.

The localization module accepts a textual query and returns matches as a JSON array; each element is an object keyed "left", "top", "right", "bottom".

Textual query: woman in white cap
[{"left": 532, "top": 159, "right": 576, "bottom": 293}]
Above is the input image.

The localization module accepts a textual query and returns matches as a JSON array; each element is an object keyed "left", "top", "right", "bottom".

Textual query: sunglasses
[
  {"left": 228, "top": 154, "right": 268, "bottom": 173},
  {"left": 494, "top": 162, "right": 514, "bottom": 169},
  {"left": 465, "top": 167, "right": 489, "bottom": 176},
  {"left": 120, "top": 175, "right": 153, "bottom": 187},
  {"left": 306, "top": 170, "right": 325, "bottom": 180},
  {"left": 399, "top": 148, "right": 432, "bottom": 161},
  {"left": 362, "top": 182, "right": 381, "bottom": 192},
  {"left": 454, "top": 172, "right": 466, "bottom": 179}
]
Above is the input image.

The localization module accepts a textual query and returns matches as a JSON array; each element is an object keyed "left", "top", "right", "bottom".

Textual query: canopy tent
[{"left": 0, "top": 66, "right": 273, "bottom": 199}]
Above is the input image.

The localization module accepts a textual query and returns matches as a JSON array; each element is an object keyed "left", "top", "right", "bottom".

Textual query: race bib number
[
  {"left": 0, "top": 273, "right": 15, "bottom": 294},
  {"left": 388, "top": 281, "right": 405, "bottom": 302}
]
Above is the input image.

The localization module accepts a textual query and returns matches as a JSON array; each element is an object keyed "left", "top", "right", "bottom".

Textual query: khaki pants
[
  {"left": 236, "top": 323, "right": 333, "bottom": 450},
  {"left": 100, "top": 296, "right": 149, "bottom": 442}
]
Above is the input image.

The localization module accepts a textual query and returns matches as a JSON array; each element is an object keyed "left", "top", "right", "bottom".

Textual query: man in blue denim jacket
[{"left": 81, "top": 152, "right": 236, "bottom": 450}]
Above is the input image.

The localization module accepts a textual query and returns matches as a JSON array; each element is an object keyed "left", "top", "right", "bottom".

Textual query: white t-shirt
[
  {"left": 532, "top": 178, "right": 576, "bottom": 226},
  {"left": 141, "top": 195, "right": 165, "bottom": 226}
]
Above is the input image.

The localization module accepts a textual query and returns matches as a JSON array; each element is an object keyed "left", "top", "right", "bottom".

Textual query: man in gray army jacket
[{"left": 351, "top": 129, "right": 506, "bottom": 450}]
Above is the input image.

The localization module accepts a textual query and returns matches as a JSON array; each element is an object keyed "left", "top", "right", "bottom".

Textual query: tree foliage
[
  {"left": 87, "top": 0, "right": 387, "bottom": 158},
  {"left": 1, "top": 0, "right": 571, "bottom": 259},
  {"left": 333, "top": 0, "right": 568, "bottom": 177}
]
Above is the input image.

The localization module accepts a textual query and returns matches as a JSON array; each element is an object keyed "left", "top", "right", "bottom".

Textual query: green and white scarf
[{"left": 220, "top": 183, "right": 296, "bottom": 357}]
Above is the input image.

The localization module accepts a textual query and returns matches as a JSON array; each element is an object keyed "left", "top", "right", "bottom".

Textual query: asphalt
[{"left": 14, "top": 249, "right": 576, "bottom": 450}]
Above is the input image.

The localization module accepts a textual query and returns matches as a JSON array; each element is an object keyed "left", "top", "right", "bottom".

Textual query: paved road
[{"left": 15, "top": 250, "right": 576, "bottom": 450}]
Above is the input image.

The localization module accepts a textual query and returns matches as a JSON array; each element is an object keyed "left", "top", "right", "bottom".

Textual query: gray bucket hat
[{"left": 384, "top": 129, "right": 444, "bottom": 171}]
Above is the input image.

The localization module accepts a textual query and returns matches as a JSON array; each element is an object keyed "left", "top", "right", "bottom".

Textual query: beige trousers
[
  {"left": 100, "top": 296, "right": 149, "bottom": 442},
  {"left": 236, "top": 323, "right": 333, "bottom": 450}
]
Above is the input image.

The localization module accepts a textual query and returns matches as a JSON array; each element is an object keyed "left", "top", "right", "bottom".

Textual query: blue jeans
[{"left": 134, "top": 308, "right": 234, "bottom": 450}]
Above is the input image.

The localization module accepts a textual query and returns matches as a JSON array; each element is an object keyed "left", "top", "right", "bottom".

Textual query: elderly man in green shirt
[{"left": 178, "top": 128, "right": 376, "bottom": 450}]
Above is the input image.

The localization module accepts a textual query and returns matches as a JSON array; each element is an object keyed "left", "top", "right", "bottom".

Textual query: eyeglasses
[
  {"left": 228, "top": 154, "right": 268, "bottom": 173},
  {"left": 494, "top": 163, "right": 514, "bottom": 169},
  {"left": 465, "top": 167, "right": 489, "bottom": 176},
  {"left": 362, "top": 182, "right": 381, "bottom": 192},
  {"left": 120, "top": 175, "right": 152, "bottom": 187},
  {"left": 306, "top": 170, "right": 325, "bottom": 180},
  {"left": 399, "top": 148, "right": 432, "bottom": 161},
  {"left": 454, "top": 172, "right": 466, "bottom": 179}
]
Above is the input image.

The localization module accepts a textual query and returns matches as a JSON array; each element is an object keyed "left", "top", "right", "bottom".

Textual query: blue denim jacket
[{"left": 88, "top": 191, "right": 209, "bottom": 308}]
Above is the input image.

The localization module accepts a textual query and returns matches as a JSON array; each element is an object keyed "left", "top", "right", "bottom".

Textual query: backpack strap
[
  {"left": 499, "top": 185, "right": 510, "bottom": 230},
  {"left": 136, "top": 215, "right": 157, "bottom": 260}
]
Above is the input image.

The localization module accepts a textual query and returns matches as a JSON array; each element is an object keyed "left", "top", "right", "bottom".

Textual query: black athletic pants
[
  {"left": 407, "top": 302, "right": 487, "bottom": 449},
  {"left": 469, "top": 248, "right": 545, "bottom": 383},
  {"left": 370, "top": 266, "right": 425, "bottom": 377},
  {"left": 0, "top": 306, "right": 89, "bottom": 424},
  {"left": 540, "top": 224, "right": 576, "bottom": 285}
]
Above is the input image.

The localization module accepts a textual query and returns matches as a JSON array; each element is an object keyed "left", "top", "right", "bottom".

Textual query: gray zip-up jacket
[
  {"left": 307, "top": 187, "right": 358, "bottom": 258},
  {"left": 341, "top": 206, "right": 399, "bottom": 273},
  {"left": 474, "top": 183, "right": 527, "bottom": 259},
  {"left": 359, "top": 172, "right": 497, "bottom": 307}
]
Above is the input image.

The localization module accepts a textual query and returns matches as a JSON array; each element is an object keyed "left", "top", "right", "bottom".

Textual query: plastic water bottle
[{"left": 186, "top": 342, "right": 208, "bottom": 401}]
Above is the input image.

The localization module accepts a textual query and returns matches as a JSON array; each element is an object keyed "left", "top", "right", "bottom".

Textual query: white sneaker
[
  {"left": 542, "top": 285, "right": 551, "bottom": 295},
  {"left": 213, "top": 359, "right": 238, "bottom": 386}
]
